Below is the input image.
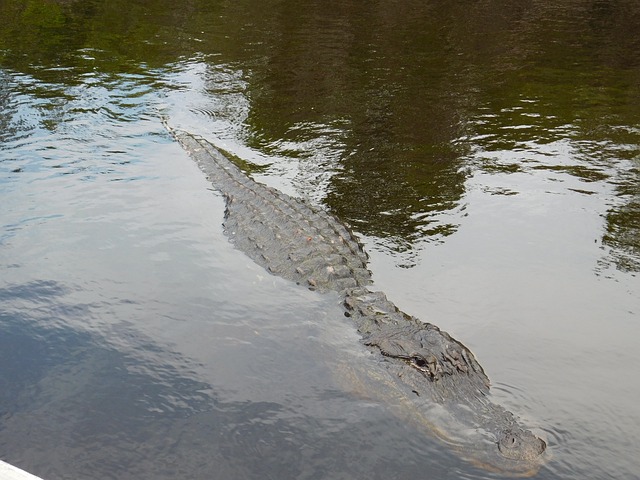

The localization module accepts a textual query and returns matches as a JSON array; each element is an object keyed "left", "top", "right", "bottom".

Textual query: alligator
[{"left": 163, "top": 121, "right": 547, "bottom": 476}]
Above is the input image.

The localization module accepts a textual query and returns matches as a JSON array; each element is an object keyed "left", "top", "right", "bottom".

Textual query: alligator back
[{"left": 167, "top": 126, "right": 371, "bottom": 293}]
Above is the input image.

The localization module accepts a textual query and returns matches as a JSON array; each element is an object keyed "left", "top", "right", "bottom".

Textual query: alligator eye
[
  {"left": 409, "top": 355, "right": 439, "bottom": 379},
  {"left": 413, "top": 357, "right": 427, "bottom": 367}
]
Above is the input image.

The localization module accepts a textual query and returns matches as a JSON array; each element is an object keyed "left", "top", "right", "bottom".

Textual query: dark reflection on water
[
  {"left": 601, "top": 163, "right": 640, "bottom": 273},
  {"left": 1, "top": 0, "right": 640, "bottom": 479},
  {"left": 0, "top": 281, "right": 467, "bottom": 480}
]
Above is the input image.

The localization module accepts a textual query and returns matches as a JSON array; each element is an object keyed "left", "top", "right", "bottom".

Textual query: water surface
[{"left": 1, "top": 1, "right": 639, "bottom": 479}]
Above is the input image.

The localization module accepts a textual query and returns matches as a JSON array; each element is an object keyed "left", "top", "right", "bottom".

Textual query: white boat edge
[{"left": 0, "top": 460, "right": 44, "bottom": 480}]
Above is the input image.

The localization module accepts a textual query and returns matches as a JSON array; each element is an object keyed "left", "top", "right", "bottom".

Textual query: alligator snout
[{"left": 498, "top": 429, "right": 546, "bottom": 461}]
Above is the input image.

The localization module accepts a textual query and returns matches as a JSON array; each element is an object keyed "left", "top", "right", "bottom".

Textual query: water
[{"left": 1, "top": 1, "right": 639, "bottom": 479}]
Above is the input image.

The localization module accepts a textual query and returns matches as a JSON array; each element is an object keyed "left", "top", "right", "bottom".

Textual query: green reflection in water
[{"left": 1, "top": 0, "right": 639, "bottom": 272}]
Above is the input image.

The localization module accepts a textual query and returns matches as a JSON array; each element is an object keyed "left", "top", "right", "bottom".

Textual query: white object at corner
[{"left": 0, "top": 460, "right": 44, "bottom": 480}]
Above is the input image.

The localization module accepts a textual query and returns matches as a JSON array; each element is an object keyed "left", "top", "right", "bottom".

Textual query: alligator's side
[{"left": 164, "top": 123, "right": 547, "bottom": 476}]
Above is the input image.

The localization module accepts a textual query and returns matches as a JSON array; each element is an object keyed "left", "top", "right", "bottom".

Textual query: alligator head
[
  {"left": 362, "top": 322, "right": 547, "bottom": 475},
  {"left": 498, "top": 428, "right": 547, "bottom": 462}
]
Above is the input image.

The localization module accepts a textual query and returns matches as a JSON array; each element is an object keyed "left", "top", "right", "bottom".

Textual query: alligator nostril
[{"left": 501, "top": 432, "right": 517, "bottom": 449}]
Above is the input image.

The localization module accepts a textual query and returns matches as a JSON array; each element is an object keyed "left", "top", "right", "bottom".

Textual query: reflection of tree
[
  {"left": 0, "top": 71, "right": 16, "bottom": 145},
  {"left": 1, "top": 0, "right": 639, "bottom": 268},
  {"left": 239, "top": 0, "right": 639, "bottom": 262},
  {"left": 601, "top": 168, "right": 640, "bottom": 273},
  {"left": 455, "top": 1, "right": 640, "bottom": 275},
  {"left": 0, "top": 1, "right": 87, "bottom": 71},
  {"left": 0, "top": 0, "right": 206, "bottom": 76},
  {"left": 238, "top": 0, "right": 640, "bottom": 263},
  {"left": 240, "top": 2, "right": 481, "bottom": 258}
]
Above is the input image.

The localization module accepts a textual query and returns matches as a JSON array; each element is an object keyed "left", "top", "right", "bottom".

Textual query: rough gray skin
[{"left": 165, "top": 124, "right": 547, "bottom": 474}]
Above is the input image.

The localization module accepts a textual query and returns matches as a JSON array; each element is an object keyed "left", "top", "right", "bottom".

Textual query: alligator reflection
[{"left": 166, "top": 125, "right": 547, "bottom": 476}]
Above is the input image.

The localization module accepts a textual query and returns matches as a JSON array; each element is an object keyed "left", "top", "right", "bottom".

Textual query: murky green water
[{"left": 1, "top": 1, "right": 639, "bottom": 479}]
